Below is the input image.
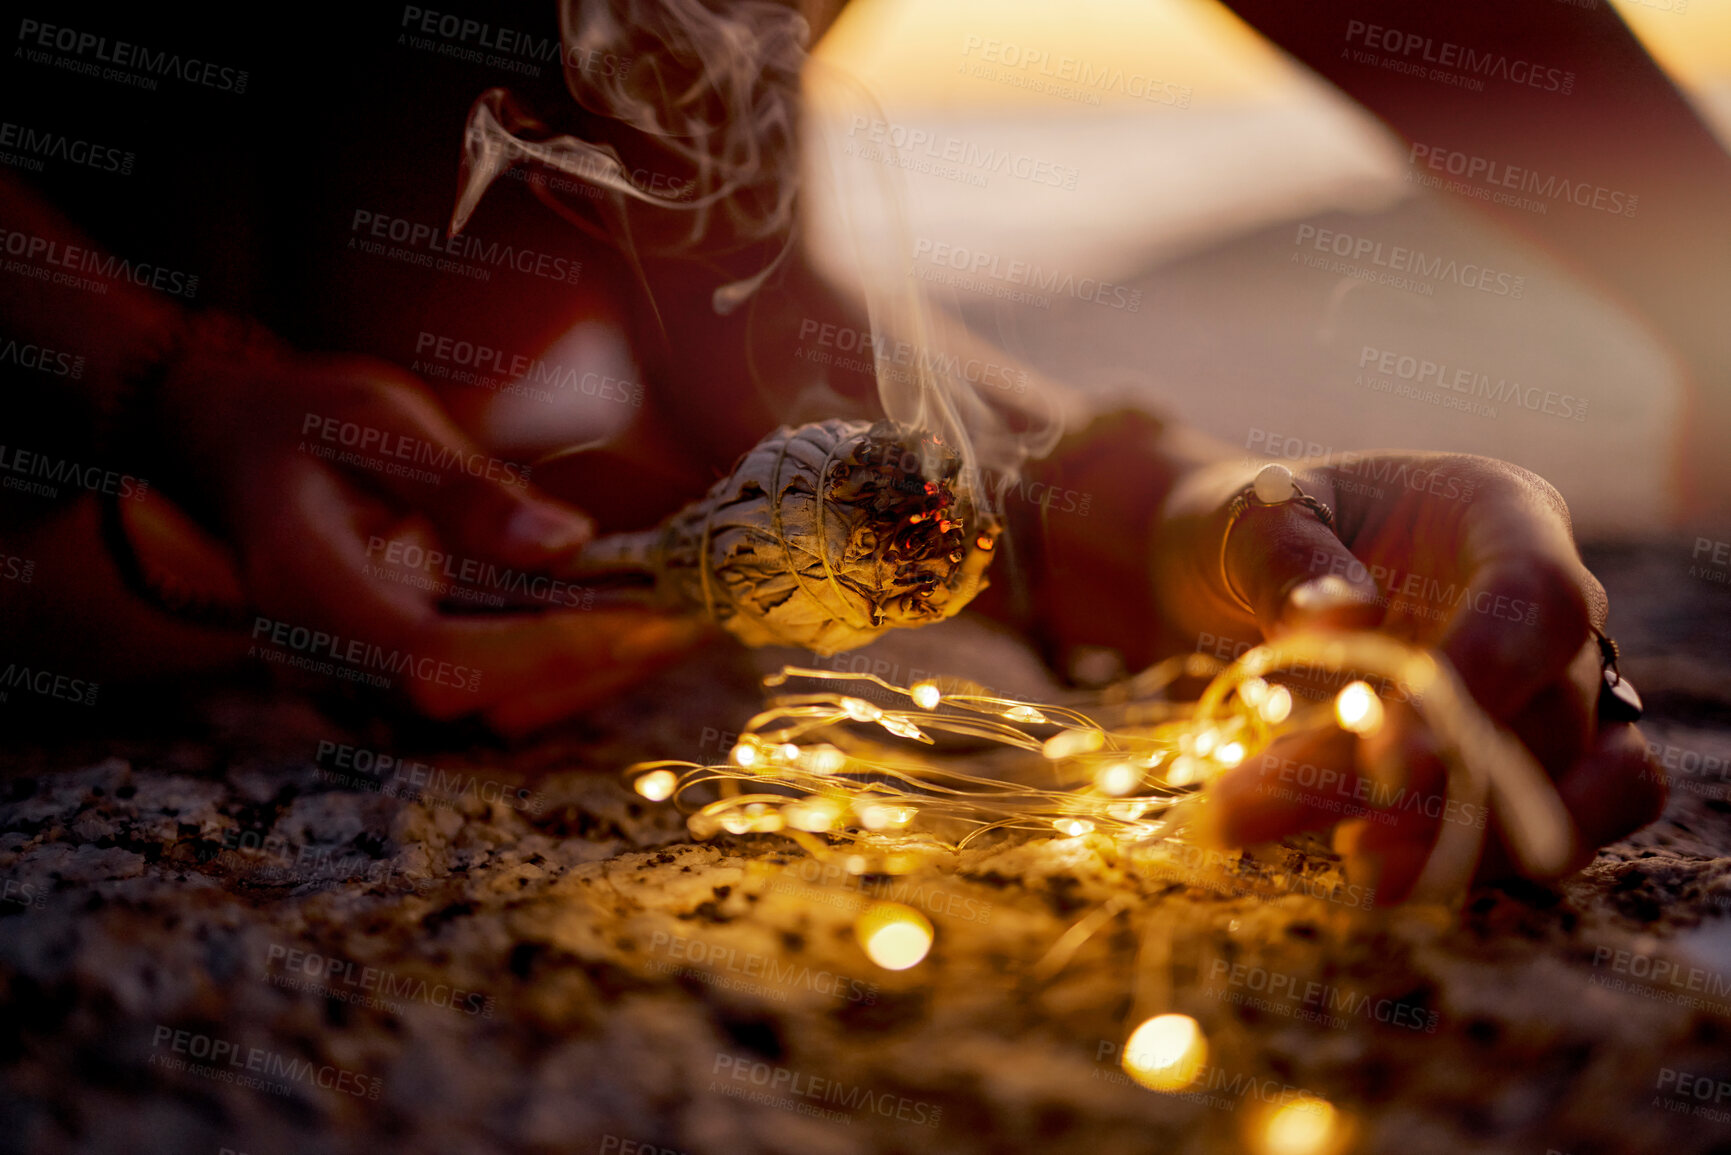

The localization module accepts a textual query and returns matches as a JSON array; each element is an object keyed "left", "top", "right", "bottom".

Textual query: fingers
[
  {"left": 476, "top": 615, "right": 718, "bottom": 737},
  {"left": 1222, "top": 497, "right": 1385, "bottom": 638},
  {"left": 530, "top": 424, "right": 715, "bottom": 534},
  {"left": 1342, "top": 712, "right": 1660, "bottom": 901},
  {"left": 1474, "top": 723, "right": 1666, "bottom": 885},
  {"left": 1552, "top": 723, "right": 1668, "bottom": 873},
  {"left": 419, "top": 610, "right": 717, "bottom": 728},
  {"left": 1437, "top": 555, "right": 1595, "bottom": 721},
  {"left": 240, "top": 459, "right": 711, "bottom": 727},
  {"left": 1203, "top": 729, "right": 1361, "bottom": 846},
  {"left": 1333, "top": 803, "right": 1440, "bottom": 909},
  {"left": 306, "top": 360, "right": 595, "bottom": 571},
  {"left": 1501, "top": 660, "right": 1597, "bottom": 780}
]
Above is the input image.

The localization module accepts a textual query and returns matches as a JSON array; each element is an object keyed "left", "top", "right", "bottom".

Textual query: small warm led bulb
[
  {"left": 880, "top": 716, "right": 928, "bottom": 741},
  {"left": 802, "top": 745, "right": 847, "bottom": 773},
  {"left": 1004, "top": 705, "right": 1049, "bottom": 724},
  {"left": 1053, "top": 817, "right": 1095, "bottom": 838},
  {"left": 634, "top": 769, "right": 677, "bottom": 802},
  {"left": 856, "top": 903, "right": 933, "bottom": 970},
  {"left": 1334, "top": 681, "right": 1383, "bottom": 735},
  {"left": 1238, "top": 676, "right": 1269, "bottom": 708},
  {"left": 742, "top": 803, "right": 783, "bottom": 833},
  {"left": 841, "top": 697, "right": 883, "bottom": 722},
  {"left": 1043, "top": 728, "right": 1105, "bottom": 760},
  {"left": 1166, "top": 755, "right": 1202, "bottom": 787},
  {"left": 1214, "top": 741, "right": 1245, "bottom": 768},
  {"left": 731, "top": 741, "right": 759, "bottom": 768},
  {"left": 910, "top": 681, "right": 941, "bottom": 710},
  {"left": 1251, "top": 1096, "right": 1344, "bottom": 1155},
  {"left": 1260, "top": 685, "right": 1293, "bottom": 724},
  {"left": 1122, "top": 1013, "right": 1207, "bottom": 1092},
  {"left": 1096, "top": 762, "right": 1141, "bottom": 796},
  {"left": 858, "top": 802, "right": 916, "bottom": 830},
  {"left": 785, "top": 798, "right": 842, "bottom": 833}
]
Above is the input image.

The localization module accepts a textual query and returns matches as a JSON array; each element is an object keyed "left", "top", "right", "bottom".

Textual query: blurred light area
[
  {"left": 1611, "top": 0, "right": 1731, "bottom": 149},
  {"left": 856, "top": 902, "right": 934, "bottom": 969},
  {"left": 816, "top": 0, "right": 1306, "bottom": 107},
  {"left": 1247, "top": 1095, "right": 1350, "bottom": 1155},
  {"left": 803, "top": 0, "right": 1698, "bottom": 532},
  {"left": 1121, "top": 1013, "right": 1208, "bottom": 1091},
  {"left": 471, "top": 319, "right": 639, "bottom": 457},
  {"left": 805, "top": 0, "right": 1409, "bottom": 284}
]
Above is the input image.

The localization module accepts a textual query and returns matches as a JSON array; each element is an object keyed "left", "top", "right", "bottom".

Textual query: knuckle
[
  {"left": 1513, "top": 555, "right": 1592, "bottom": 638},
  {"left": 1474, "top": 455, "right": 1570, "bottom": 514}
]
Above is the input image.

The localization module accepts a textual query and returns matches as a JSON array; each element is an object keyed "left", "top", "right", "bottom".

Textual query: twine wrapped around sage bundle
[{"left": 570, "top": 419, "right": 1000, "bottom": 654}]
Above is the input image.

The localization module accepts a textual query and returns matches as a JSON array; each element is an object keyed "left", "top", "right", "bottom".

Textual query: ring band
[
  {"left": 1593, "top": 627, "right": 1643, "bottom": 722},
  {"left": 1218, "top": 463, "right": 1335, "bottom": 615}
]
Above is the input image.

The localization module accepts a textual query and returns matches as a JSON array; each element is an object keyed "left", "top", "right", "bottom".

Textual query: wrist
[{"left": 995, "top": 408, "right": 1187, "bottom": 674}]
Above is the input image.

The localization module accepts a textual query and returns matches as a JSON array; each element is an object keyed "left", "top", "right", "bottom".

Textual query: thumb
[{"left": 1222, "top": 469, "right": 1383, "bottom": 637}]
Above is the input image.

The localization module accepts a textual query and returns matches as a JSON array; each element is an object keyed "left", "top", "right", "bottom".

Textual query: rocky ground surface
[{"left": 2, "top": 540, "right": 1730, "bottom": 1155}]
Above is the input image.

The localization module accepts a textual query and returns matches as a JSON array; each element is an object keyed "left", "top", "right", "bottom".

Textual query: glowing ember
[{"left": 563, "top": 420, "right": 998, "bottom": 654}]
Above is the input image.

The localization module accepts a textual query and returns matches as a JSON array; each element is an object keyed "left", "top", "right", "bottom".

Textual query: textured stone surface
[{"left": 2, "top": 543, "right": 1729, "bottom": 1155}]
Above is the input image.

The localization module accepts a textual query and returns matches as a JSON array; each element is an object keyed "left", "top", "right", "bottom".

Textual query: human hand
[
  {"left": 1153, "top": 451, "right": 1666, "bottom": 904},
  {"left": 145, "top": 318, "right": 713, "bottom": 735}
]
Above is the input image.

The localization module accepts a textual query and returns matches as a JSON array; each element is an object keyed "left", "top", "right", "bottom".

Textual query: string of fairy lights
[{"left": 625, "top": 631, "right": 1573, "bottom": 1151}]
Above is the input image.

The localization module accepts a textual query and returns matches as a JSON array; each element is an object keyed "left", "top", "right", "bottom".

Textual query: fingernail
[
  {"left": 507, "top": 502, "right": 593, "bottom": 554},
  {"left": 610, "top": 618, "right": 710, "bottom": 663},
  {"left": 1286, "top": 575, "right": 1363, "bottom": 616}
]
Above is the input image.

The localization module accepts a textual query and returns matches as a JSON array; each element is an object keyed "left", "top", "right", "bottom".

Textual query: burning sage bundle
[{"left": 570, "top": 419, "right": 999, "bottom": 654}]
